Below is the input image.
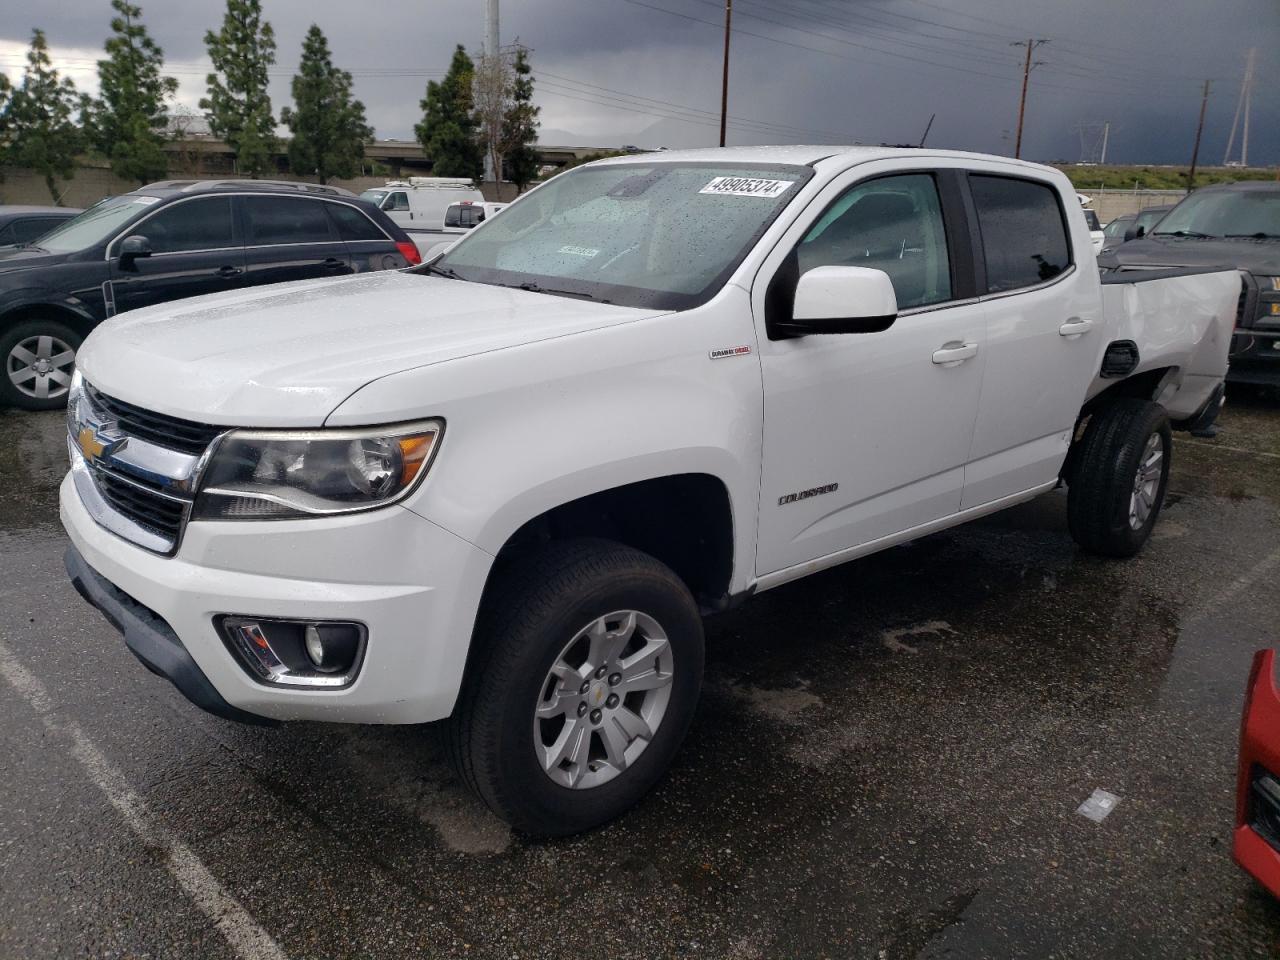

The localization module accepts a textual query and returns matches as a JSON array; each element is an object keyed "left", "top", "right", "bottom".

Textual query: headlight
[
  {"left": 191, "top": 420, "right": 442, "bottom": 520},
  {"left": 1259, "top": 276, "right": 1280, "bottom": 320}
]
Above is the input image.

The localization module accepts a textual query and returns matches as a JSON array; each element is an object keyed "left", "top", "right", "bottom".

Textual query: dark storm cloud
[{"left": 1, "top": 0, "right": 1276, "bottom": 163}]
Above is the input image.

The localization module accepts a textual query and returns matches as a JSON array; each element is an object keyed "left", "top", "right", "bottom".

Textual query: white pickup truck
[{"left": 61, "top": 146, "right": 1237, "bottom": 836}]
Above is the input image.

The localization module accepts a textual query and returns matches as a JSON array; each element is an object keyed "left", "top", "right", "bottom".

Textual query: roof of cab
[{"left": 589, "top": 144, "right": 1060, "bottom": 174}]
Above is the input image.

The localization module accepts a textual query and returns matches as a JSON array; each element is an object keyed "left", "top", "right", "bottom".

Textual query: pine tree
[
  {"left": 280, "top": 25, "right": 372, "bottom": 184},
  {"left": 502, "top": 46, "right": 540, "bottom": 193},
  {"left": 415, "top": 45, "right": 482, "bottom": 181},
  {"left": 88, "top": 1, "right": 178, "bottom": 185},
  {"left": 7, "top": 30, "right": 82, "bottom": 203},
  {"left": 200, "top": 0, "right": 276, "bottom": 178}
]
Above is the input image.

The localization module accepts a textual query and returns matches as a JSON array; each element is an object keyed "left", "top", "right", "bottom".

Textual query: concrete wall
[
  {"left": 0, "top": 164, "right": 524, "bottom": 207},
  {"left": 1080, "top": 188, "right": 1187, "bottom": 224}
]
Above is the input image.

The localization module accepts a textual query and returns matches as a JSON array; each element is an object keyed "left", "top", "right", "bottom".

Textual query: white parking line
[{"left": 0, "top": 640, "right": 289, "bottom": 960}]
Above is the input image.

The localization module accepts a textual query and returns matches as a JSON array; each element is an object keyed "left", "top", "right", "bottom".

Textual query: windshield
[
  {"left": 33, "top": 195, "right": 160, "bottom": 253},
  {"left": 360, "top": 189, "right": 389, "bottom": 208},
  {"left": 1153, "top": 189, "right": 1280, "bottom": 239},
  {"left": 433, "top": 162, "right": 812, "bottom": 309}
]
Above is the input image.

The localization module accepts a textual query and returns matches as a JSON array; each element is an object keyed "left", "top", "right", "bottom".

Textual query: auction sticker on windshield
[{"left": 699, "top": 177, "right": 795, "bottom": 199}]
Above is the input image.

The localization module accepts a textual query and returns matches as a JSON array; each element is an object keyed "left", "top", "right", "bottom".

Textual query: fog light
[
  {"left": 220, "top": 616, "right": 365, "bottom": 688},
  {"left": 304, "top": 623, "right": 361, "bottom": 674}
]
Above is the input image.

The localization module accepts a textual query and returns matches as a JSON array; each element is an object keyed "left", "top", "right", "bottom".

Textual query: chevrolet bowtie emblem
[{"left": 77, "top": 421, "right": 127, "bottom": 462}]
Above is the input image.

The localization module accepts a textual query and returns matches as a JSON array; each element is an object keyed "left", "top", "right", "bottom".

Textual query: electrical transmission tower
[
  {"left": 1075, "top": 121, "right": 1111, "bottom": 164},
  {"left": 1223, "top": 47, "right": 1257, "bottom": 167}
]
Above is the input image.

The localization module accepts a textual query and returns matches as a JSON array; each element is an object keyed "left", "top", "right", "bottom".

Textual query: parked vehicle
[
  {"left": 0, "top": 205, "right": 82, "bottom": 247},
  {"left": 1235, "top": 649, "right": 1280, "bottom": 899},
  {"left": 62, "top": 146, "right": 1238, "bottom": 836},
  {"left": 1077, "top": 195, "right": 1104, "bottom": 253},
  {"left": 1125, "top": 204, "right": 1175, "bottom": 242},
  {"left": 360, "top": 178, "right": 484, "bottom": 231},
  {"left": 0, "top": 179, "right": 419, "bottom": 409},
  {"left": 1100, "top": 182, "right": 1280, "bottom": 385},
  {"left": 442, "top": 200, "right": 506, "bottom": 234}
]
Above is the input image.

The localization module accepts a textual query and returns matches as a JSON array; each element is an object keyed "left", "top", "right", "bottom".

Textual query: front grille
[
  {"left": 85, "top": 384, "right": 223, "bottom": 455},
  {"left": 92, "top": 467, "right": 186, "bottom": 541}
]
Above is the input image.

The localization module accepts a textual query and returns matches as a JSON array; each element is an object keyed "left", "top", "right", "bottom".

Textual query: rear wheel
[
  {"left": 1067, "top": 398, "right": 1172, "bottom": 557},
  {"left": 444, "top": 539, "right": 704, "bottom": 837},
  {"left": 0, "top": 319, "right": 81, "bottom": 410}
]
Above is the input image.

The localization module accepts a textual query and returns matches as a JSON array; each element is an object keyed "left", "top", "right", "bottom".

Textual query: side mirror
[
  {"left": 779, "top": 265, "right": 898, "bottom": 336},
  {"left": 1124, "top": 224, "right": 1144, "bottom": 242},
  {"left": 119, "top": 235, "right": 153, "bottom": 263}
]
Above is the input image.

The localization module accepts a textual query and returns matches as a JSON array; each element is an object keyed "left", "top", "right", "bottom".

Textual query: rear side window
[
  {"left": 13, "top": 218, "right": 63, "bottom": 243},
  {"left": 444, "top": 205, "right": 462, "bottom": 227},
  {"left": 327, "top": 203, "right": 386, "bottom": 242},
  {"left": 136, "top": 197, "right": 237, "bottom": 253},
  {"left": 244, "top": 197, "right": 334, "bottom": 245},
  {"left": 969, "top": 175, "right": 1071, "bottom": 293},
  {"left": 0, "top": 223, "right": 13, "bottom": 245}
]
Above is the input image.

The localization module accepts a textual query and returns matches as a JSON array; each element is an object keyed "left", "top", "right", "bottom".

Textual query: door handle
[
  {"left": 1059, "top": 317, "right": 1094, "bottom": 337},
  {"left": 932, "top": 341, "right": 978, "bottom": 366},
  {"left": 322, "top": 257, "right": 346, "bottom": 270},
  {"left": 216, "top": 265, "right": 243, "bottom": 278}
]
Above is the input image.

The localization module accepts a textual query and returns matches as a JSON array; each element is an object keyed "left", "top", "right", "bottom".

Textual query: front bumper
[
  {"left": 60, "top": 473, "right": 493, "bottom": 724},
  {"left": 1228, "top": 329, "right": 1280, "bottom": 386}
]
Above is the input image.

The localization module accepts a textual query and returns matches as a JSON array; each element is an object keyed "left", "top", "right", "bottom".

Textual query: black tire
[
  {"left": 444, "top": 538, "right": 704, "bottom": 837},
  {"left": 0, "top": 318, "right": 82, "bottom": 411},
  {"left": 1067, "top": 398, "right": 1172, "bottom": 558}
]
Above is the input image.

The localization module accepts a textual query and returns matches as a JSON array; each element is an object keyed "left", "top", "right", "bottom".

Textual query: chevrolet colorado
[{"left": 61, "top": 147, "right": 1239, "bottom": 835}]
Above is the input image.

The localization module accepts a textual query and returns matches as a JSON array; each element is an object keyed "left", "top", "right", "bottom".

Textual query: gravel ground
[{"left": 2, "top": 391, "right": 1279, "bottom": 959}]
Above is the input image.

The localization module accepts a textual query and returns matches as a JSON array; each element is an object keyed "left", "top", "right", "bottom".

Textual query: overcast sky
[{"left": 0, "top": 0, "right": 1276, "bottom": 165}]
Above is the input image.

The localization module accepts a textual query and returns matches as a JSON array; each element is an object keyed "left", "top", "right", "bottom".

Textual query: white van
[
  {"left": 442, "top": 200, "right": 506, "bottom": 234},
  {"left": 360, "top": 178, "right": 484, "bottom": 231}
]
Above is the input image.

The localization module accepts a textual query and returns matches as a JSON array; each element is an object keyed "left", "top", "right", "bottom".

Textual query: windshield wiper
[
  {"left": 511, "top": 281, "right": 608, "bottom": 303},
  {"left": 1225, "top": 232, "right": 1279, "bottom": 240},
  {"left": 424, "top": 263, "right": 464, "bottom": 280},
  {"left": 1152, "top": 230, "right": 1214, "bottom": 239}
]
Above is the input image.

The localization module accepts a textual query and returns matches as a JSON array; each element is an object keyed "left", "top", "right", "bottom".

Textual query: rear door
[
  {"left": 240, "top": 195, "right": 352, "bottom": 287},
  {"left": 324, "top": 201, "right": 406, "bottom": 272},
  {"left": 960, "top": 169, "right": 1104, "bottom": 508},
  {"left": 108, "top": 196, "right": 246, "bottom": 314}
]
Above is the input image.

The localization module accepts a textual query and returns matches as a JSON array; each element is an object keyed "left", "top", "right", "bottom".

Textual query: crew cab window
[
  {"left": 969, "top": 175, "right": 1071, "bottom": 293},
  {"left": 444, "top": 205, "right": 462, "bottom": 227},
  {"left": 796, "top": 174, "right": 952, "bottom": 309},
  {"left": 135, "top": 197, "right": 236, "bottom": 253},
  {"left": 244, "top": 197, "right": 334, "bottom": 245},
  {"left": 327, "top": 203, "right": 385, "bottom": 242},
  {"left": 386, "top": 192, "right": 410, "bottom": 212}
]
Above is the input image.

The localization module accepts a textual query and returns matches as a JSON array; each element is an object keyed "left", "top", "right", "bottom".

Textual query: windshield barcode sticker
[
  {"left": 699, "top": 177, "right": 795, "bottom": 198},
  {"left": 558, "top": 244, "right": 600, "bottom": 258}
]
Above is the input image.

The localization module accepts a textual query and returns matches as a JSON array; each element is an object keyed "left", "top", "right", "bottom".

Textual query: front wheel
[
  {"left": 1068, "top": 398, "right": 1172, "bottom": 557},
  {"left": 0, "top": 319, "right": 82, "bottom": 410},
  {"left": 444, "top": 539, "right": 705, "bottom": 837}
]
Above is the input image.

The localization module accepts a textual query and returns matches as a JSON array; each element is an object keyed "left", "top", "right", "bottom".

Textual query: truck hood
[
  {"left": 0, "top": 246, "right": 69, "bottom": 277},
  {"left": 1100, "top": 235, "right": 1280, "bottom": 275},
  {"left": 77, "top": 271, "right": 659, "bottom": 426}
]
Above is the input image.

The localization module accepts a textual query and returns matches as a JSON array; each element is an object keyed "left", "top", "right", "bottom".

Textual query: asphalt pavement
[{"left": 3, "top": 393, "right": 1280, "bottom": 959}]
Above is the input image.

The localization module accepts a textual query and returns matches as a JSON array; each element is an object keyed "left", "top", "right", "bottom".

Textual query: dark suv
[
  {"left": 1099, "top": 182, "right": 1280, "bottom": 386},
  {"left": 0, "top": 180, "right": 421, "bottom": 409}
]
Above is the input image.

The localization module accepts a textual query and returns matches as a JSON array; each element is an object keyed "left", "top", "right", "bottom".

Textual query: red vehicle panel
[{"left": 1235, "top": 649, "right": 1280, "bottom": 898}]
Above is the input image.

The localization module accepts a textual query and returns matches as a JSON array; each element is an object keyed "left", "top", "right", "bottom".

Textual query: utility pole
[
  {"left": 719, "top": 0, "right": 732, "bottom": 147},
  {"left": 1223, "top": 47, "right": 1256, "bottom": 167},
  {"left": 484, "top": 0, "right": 499, "bottom": 58},
  {"left": 1100, "top": 120, "right": 1110, "bottom": 165},
  {"left": 1187, "top": 80, "right": 1210, "bottom": 194},
  {"left": 1011, "top": 38, "right": 1048, "bottom": 159}
]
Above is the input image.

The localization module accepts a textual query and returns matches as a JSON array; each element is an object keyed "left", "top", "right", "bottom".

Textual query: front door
[
  {"left": 753, "top": 168, "right": 988, "bottom": 577},
  {"left": 109, "top": 196, "right": 245, "bottom": 314}
]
